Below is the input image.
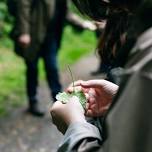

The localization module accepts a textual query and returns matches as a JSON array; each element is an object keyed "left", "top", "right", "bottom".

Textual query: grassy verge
[
  {"left": 59, "top": 26, "right": 96, "bottom": 69},
  {"left": 0, "top": 25, "right": 96, "bottom": 117}
]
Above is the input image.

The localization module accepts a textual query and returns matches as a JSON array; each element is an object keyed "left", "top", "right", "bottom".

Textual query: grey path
[{"left": 0, "top": 54, "right": 105, "bottom": 152}]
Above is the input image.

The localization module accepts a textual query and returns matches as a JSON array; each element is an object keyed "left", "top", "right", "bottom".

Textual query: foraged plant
[{"left": 56, "top": 66, "right": 86, "bottom": 109}]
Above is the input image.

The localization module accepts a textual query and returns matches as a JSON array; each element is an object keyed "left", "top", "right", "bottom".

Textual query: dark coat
[{"left": 12, "top": 0, "right": 55, "bottom": 60}]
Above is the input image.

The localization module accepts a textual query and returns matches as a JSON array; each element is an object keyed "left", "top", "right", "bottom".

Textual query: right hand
[
  {"left": 67, "top": 80, "right": 119, "bottom": 117},
  {"left": 18, "top": 34, "right": 31, "bottom": 48},
  {"left": 50, "top": 96, "right": 86, "bottom": 134}
]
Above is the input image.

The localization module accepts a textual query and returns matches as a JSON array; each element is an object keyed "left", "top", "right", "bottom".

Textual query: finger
[
  {"left": 81, "top": 80, "right": 104, "bottom": 88},
  {"left": 90, "top": 103, "right": 97, "bottom": 110},
  {"left": 50, "top": 101, "right": 63, "bottom": 113},
  {"left": 85, "top": 102, "right": 89, "bottom": 110},
  {"left": 88, "top": 97, "right": 96, "bottom": 104},
  {"left": 73, "top": 80, "right": 85, "bottom": 86},
  {"left": 85, "top": 109, "right": 93, "bottom": 117},
  {"left": 88, "top": 88, "right": 96, "bottom": 97},
  {"left": 84, "top": 93, "right": 89, "bottom": 100},
  {"left": 67, "top": 86, "right": 82, "bottom": 93},
  {"left": 68, "top": 80, "right": 84, "bottom": 88},
  {"left": 82, "top": 88, "right": 90, "bottom": 93}
]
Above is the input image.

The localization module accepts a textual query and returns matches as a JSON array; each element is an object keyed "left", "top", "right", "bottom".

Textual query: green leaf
[
  {"left": 56, "top": 66, "right": 86, "bottom": 109},
  {"left": 56, "top": 90, "right": 87, "bottom": 109},
  {"left": 56, "top": 92, "right": 72, "bottom": 104},
  {"left": 72, "top": 91, "right": 87, "bottom": 109}
]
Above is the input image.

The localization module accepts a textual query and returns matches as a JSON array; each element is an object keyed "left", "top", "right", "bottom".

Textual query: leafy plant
[{"left": 56, "top": 66, "right": 87, "bottom": 109}]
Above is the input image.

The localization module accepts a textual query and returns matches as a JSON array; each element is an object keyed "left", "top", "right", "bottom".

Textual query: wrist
[
  {"left": 69, "top": 116, "right": 87, "bottom": 125},
  {"left": 70, "top": 119, "right": 87, "bottom": 124}
]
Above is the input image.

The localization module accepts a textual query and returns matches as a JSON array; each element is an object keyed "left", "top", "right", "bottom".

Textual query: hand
[
  {"left": 18, "top": 34, "right": 31, "bottom": 48},
  {"left": 67, "top": 80, "right": 119, "bottom": 117},
  {"left": 50, "top": 96, "right": 86, "bottom": 134},
  {"left": 95, "top": 21, "right": 106, "bottom": 30},
  {"left": 83, "top": 21, "right": 97, "bottom": 31}
]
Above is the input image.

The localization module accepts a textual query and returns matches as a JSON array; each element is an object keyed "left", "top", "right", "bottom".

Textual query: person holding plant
[{"left": 50, "top": 0, "right": 152, "bottom": 151}]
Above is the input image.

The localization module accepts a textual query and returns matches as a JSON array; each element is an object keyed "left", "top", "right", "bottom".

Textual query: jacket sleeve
[
  {"left": 57, "top": 122, "right": 102, "bottom": 152},
  {"left": 100, "top": 49, "right": 152, "bottom": 152},
  {"left": 57, "top": 47, "right": 152, "bottom": 152},
  {"left": 17, "top": 0, "right": 31, "bottom": 34},
  {"left": 57, "top": 70, "right": 152, "bottom": 152}
]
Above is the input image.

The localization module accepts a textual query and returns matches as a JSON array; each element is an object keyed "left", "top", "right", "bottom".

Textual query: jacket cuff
[{"left": 58, "top": 122, "right": 102, "bottom": 151}]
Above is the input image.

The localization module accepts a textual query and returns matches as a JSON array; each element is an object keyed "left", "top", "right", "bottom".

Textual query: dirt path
[{"left": 0, "top": 54, "right": 105, "bottom": 152}]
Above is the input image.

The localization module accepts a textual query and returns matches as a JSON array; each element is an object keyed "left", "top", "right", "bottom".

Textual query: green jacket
[
  {"left": 13, "top": 0, "right": 55, "bottom": 60},
  {"left": 57, "top": 1, "right": 152, "bottom": 151},
  {"left": 57, "top": 26, "right": 152, "bottom": 152}
]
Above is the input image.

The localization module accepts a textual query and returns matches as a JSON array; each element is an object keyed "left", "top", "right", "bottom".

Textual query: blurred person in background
[
  {"left": 7, "top": 0, "right": 97, "bottom": 117},
  {"left": 50, "top": 0, "right": 152, "bottom": 151},
  {"left": 9, "top": 0, "right": 62, "bottom": 117},
  {"left": 54, "top": 0, "right": 96, "bottom": 50}
]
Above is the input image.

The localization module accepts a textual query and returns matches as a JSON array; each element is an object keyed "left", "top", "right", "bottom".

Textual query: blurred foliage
[
  {"left": 0, "top": 0, "right": 13, "bottom": 38},
  {"left": 0, "top": 1, "right": 96, "bottom": 117},
  {"left": 0, "top": 26, "right": 96, "bottom": 117}
]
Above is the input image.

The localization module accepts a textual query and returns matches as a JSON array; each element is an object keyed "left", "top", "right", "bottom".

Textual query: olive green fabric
[
  {"left": 13, "top": 0, "right": 55, "bottom": 60},
  {"left": 57, "top": 27, "right": 152, "bottom": 152}
]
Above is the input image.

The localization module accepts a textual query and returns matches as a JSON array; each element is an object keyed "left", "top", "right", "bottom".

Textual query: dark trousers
[{"left": 25, "top": 39, "right": 62, "bottom": 102}]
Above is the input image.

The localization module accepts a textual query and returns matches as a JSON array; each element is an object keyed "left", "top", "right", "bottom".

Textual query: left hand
[
  {"left": 50, "top": 96, "right": 87, "bottom": 134},
  {"left": 67, "top": 80, "right": 118, "bottom": 117}
]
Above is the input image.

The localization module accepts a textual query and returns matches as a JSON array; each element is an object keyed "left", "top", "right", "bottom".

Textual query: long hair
[
  {"left": 72, "top": 0, "right": 140, "bottom": 21},
  {"left": 72, "top": 0, "right": 109, "bottom": 21},
  {"left": 72, "top": 0, "right": 139, "bottom": 67},
  {"left": 97, "top": 8, "right": 132, "bottom": 65}
]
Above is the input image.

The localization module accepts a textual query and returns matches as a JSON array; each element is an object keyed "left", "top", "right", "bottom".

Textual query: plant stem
[{"left": 68, "top": 65, "right": 75, "bottom": 92}]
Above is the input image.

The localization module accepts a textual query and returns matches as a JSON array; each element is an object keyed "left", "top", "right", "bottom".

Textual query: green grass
[
  {"left": 59, "top": 26, "right": 96, "bottom": 69},
  {"left": 0, "top": 25, "right": 96, "bottom": 117},
  {"left": 0, "top": 42, "right": 25, "bottom": 116}
]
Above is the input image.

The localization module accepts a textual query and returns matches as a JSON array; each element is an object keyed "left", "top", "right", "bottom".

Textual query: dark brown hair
[
  {"left": 72, "top": 0, "right": 139, "bottom": 21},
  {"left": 97, "top": 9, "right": 132, "bottom": 65},
  {"left": 72, "top": 0, "right": 110, "bottom": 21},
  {"left": 72, "top": 0, "right": 152, "bottom": 72},
  {"left": 72, "top": 0, "right": 137, "bottom": 66}
]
